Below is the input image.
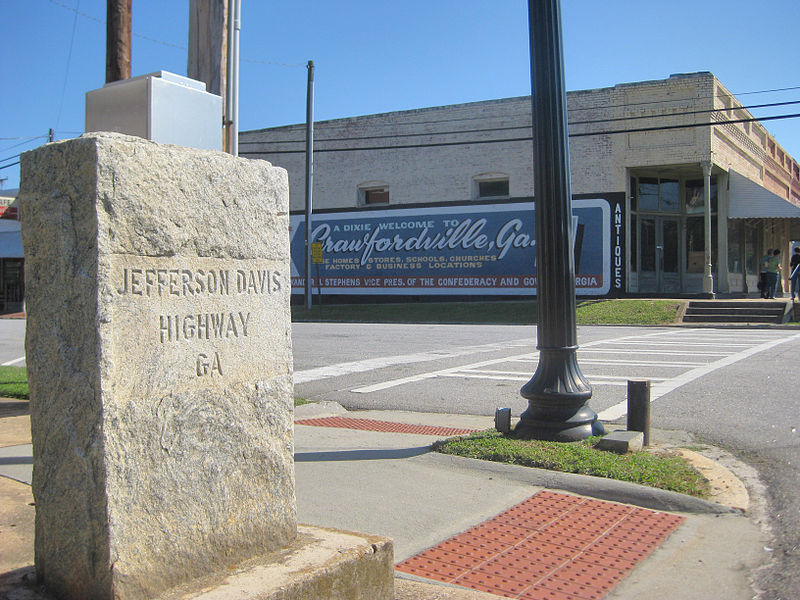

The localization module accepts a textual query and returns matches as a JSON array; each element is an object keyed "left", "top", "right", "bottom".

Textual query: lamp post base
[
  {"left": 514, "top": 405, "right": 605, "bottom": 442},
  {"left": 515, "top": 348, "right": 605, "bottom": 442}
]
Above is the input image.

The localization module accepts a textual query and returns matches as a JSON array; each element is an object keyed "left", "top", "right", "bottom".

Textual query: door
[{"left": 637, "top": 217, "right": 680, "bottom": 293}]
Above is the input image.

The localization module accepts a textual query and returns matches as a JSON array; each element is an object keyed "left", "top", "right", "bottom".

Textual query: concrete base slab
[
  {"left": 167, "top": 525, "right": 394, "bottom": 600},
  {"left": 597, "top": 430, "right": 644, "bottom": 453},
  {"left": 0, "top": 526, "right": 394, "bottom": 600}
]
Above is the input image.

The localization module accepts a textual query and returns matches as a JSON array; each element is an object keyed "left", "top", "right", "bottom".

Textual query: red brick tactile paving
[
  {"left": 294, "top": 416, "right": 477, "bottom": 437},
  {"left": 396, "top": 490, "right": 685, "bottom": 600}
]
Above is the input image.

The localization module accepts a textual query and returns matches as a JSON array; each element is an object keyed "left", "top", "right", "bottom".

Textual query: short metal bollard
[
  {"left": 495, "top": 408, "right": 512, "bottom": 434},
  {"left": 627, "top": 380, "right": 651, "bottom": 446}
]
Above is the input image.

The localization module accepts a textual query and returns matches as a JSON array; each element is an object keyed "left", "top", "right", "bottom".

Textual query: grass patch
[
  {"left": 432, "top": 430, "right": 710, "bottom": 498},
  {"left": 576, "top": 299, "right": 682, "bottom": 325},
  {"left": 0, "top": 366, "right": 28, "bottom": 400},
  {"left": 292, "top": 299, "right": 683, "bottom": 326},
  {"left": 294, "top": 397, "right": 312, "bottom": 407}
]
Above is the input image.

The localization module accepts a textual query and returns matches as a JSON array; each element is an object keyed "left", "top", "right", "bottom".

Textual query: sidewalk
[{"left": 0, "top": 399, "right": 768, "bottom": 600}]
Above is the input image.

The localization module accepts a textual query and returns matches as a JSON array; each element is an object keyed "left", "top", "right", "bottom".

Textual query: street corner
[{"left": 673, "top": 448, "right": 749, "bottom": 511}]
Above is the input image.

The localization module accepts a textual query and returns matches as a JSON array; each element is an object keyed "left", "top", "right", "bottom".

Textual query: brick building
[{"left": 240, "top": 72, "right": 800, "bottom": 298}]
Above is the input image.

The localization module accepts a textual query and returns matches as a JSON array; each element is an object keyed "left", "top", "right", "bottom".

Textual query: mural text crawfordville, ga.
[{"left": 290, "top": 200, "right": 611, "bottom": 295}]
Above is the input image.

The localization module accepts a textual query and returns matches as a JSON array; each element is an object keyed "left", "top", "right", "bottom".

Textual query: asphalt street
[
  {"left": 291, "top": 321, "right": 800, "bottom": 600},
  {"left": 2, "top": 319, "right": 799, "bottom": 598}
]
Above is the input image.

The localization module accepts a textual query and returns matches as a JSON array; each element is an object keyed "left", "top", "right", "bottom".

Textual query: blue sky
[{"left": 3, "top": 0, "right": 800, "bottom": 190}]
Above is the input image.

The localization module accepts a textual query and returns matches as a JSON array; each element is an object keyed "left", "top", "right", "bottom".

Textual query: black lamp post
[{"left": 515, "top": 0, "right": 604, "bottom": 442}]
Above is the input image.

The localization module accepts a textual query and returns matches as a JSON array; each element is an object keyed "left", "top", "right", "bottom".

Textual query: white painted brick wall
[{"left": 240, "top": 72, "right": 794, "bottom": 212}]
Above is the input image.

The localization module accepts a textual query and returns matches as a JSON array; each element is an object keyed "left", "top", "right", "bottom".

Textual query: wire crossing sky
[{"left": 2, "top": 0, "right": 799, "bottom": 190}]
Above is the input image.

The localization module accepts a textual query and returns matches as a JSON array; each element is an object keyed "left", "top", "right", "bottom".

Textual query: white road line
[
  {"left": 301, "top": 328, "right": 683, "bottom": 386},
  {"left": 351, "top": 354, "right": 539, "bottom": 393},
  {"left": 578, "top": 359, "right": 706, "bottom": 367},
  {"left": 1, "top": 356, "right": 25, "bottom": 366},
  {"left": 576, "top": 349, "right": 728, "bottom": 357},
  {"left": 597, "top": 340, "right": 753, "bottom": 347},
  {"left": 597, "top": 331, "right": 800, "bottom": 420},
  {"left": 293, "top": 338, "right": 537, "bottom": 384},
  {"left": 350, "top": 329, "right": 683, "bottom": 394},
  {"left": 441, "top": 371, "right": 667, "bottom": 384},
  {"left": 448, "top": 367, "right": 674, "bottom": 380},
  {"left": 440, "top": 373, "right": 530, "bottom": 382}
]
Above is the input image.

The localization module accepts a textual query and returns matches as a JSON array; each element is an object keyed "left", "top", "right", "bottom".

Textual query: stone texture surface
[{"left": 20, "top": 133, "right": 295, "bottom": 600}]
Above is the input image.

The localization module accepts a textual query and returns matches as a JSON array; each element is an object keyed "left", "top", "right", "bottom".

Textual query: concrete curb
[
  {"left": 294, "top": 400, "right": 348, "bottom": 420},
  {"left": 426, "top": 452, "right": 737, "bottom": 514}
]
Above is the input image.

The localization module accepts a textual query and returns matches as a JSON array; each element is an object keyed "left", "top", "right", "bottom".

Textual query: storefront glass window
[
  {"left": 637, "top": 178, "right": 659, "bottom": 211},
  {"left": 685, "top": 178, "right": 717, "bottom": 215},
  {"left": 660, "top": 179, "right": 680, "bottom": 212}
]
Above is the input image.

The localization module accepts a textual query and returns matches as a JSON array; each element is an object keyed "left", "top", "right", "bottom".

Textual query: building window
[
  {"left": 473, "top": 174, "right": 509, "bottom": 199},
  {"left": 685, "top": 178, "right": 718, "bottom": 215},
  {"left": 364, "top": 188, "right": 389, "bottom": 205},
  {"left": 358, "top": 182, "right": 390, "bottom": 206},
  {"left": 631, "top": 176, "right": 679, "bottom": 213}
]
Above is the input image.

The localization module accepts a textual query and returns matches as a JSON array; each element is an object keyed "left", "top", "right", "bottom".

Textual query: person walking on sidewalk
[
  {"left": 791, "top": 247, "right": 800, "bottom": 301},
  {"left": 760, "top": 249, "right": 773, "bottom": 298},
  {"left": 765, "top": 249, "right": 782, "bottom": 299}
]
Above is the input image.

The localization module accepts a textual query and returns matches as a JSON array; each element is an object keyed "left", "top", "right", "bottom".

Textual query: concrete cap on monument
[{"left": 20, "top": 132, "right": 295, "bottom": 600}]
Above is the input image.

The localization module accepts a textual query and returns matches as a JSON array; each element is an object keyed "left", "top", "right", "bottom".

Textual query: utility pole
[
  {"left": 304, "top": 60, "right": 315, "bottom": 310},
  {"left": 48, "top": 129, "right": 54, "bottom": 143},
  {"left": 188, "top": 0, "right": 227, "bottom": 96},
  {"left": 188, "top": 0, "right": 228, "bottom": 150},
  {"left": 225, "top": 0, "right": 241, "bottom": 156},
  {"left": 106, "top": 0, "right": 131, "bottom": 83}
]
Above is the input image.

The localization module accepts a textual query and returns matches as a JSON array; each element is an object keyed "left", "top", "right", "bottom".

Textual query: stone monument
[{"left": 19, "top": 133, "right": 393, "bottom": 600}]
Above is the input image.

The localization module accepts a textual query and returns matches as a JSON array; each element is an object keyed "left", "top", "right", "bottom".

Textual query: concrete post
[{"left": 627, "top": 380, "right": 651, "bottom": 447}]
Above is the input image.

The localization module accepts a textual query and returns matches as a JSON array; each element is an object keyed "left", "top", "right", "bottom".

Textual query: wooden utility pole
[
  {"left": 106, "top": 0, "right": 132, "bottom": 83},
  {"left": 188, "top": 0, "right": 229, "bottom": 150},
  {"left": 188, "top": 0, "right": 228, "bottom": 96}
]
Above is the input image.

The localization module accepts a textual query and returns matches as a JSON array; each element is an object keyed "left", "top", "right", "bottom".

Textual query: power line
[
  {"left": 567, "top": 85, "right": 800, "bottom": 116},
  {"left": 0, "top": 136, "right": 48, "bottom": 154},
  {"left": 47, "top": 0, "right": 185, "bottom": 50},
  {"left": 241, "top": 112, "right": 800, "bottom": 156},
  {"left": 55, "top": 0, "right": 81, "bottom": 131},
  {"left": 39, "top": 0, "right": 800, "bottom": 125},
  {"left": 242, "top": 57, "right": 305, "bottom": 68},
  {"left": 0, "top": 162, "right": 20, "bottom": 171},
  {"left": 240, "top": 100, "right": 800, "bottom": 147},
  {"left": 46, "top": 0, "right": 303, "bottom": 64},
  {"left": 243, "top": 85, "right": 800, "bottom": 138},
  {"left": 0, "top": 154, "right": 23, "bottom": 164},
  {"left": 569, "top": 99, "right": 800, "bottom": 127},
  {"left": 569, "top": 112, "right": 800, "bottom": 138}
]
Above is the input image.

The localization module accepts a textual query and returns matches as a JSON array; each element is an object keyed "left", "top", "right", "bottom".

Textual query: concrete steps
[{"left": 682, "top": 300, "right": 790, "bottom": 324}]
